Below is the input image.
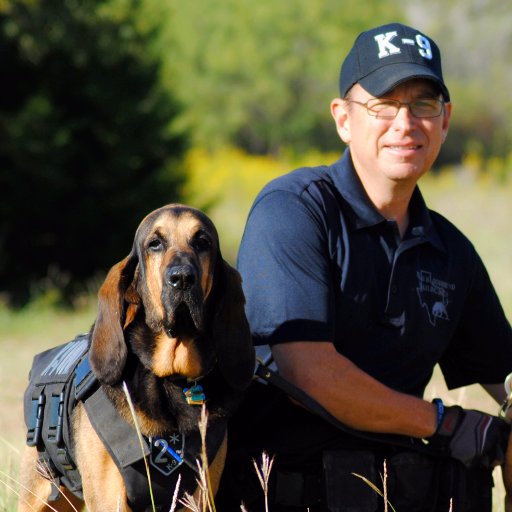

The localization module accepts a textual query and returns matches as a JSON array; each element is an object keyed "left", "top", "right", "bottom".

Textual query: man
[{"left": 219, "top": 22, "right": 512, "bottom": 512}]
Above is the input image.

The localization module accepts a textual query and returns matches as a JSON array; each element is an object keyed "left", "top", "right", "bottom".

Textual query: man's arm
[
  {"left": 272, "top": 341, "right": 438, "bottom": 438},
  {"left": 273, "top": 341, "right": 511, "bottom": 469}
]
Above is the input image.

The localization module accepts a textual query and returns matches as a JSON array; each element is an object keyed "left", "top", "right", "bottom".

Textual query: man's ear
[
  {"left": 330, "top": 98, "right": 352, "bottom": 144},
  {"left": 441, "top": 101, "right": 452, "bottom": 143}
]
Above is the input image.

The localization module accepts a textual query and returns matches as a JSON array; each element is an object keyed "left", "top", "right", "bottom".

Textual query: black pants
[
  {"left": 218, "top": 448, "right": 494, "bottom": 512},
  {"left": 216, "top": 383, "right": 494, "bottom": 512}
]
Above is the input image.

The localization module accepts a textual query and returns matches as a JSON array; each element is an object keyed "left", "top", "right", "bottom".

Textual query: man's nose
[{"left": 392, "top": 104, "right": 416, "bottom": 128}]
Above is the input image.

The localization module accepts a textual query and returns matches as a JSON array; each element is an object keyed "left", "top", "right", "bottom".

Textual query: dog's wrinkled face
[
  {"left": 130, "top": 206, "right": 220, "bottom": 378},
  {"left": 136, "top": 207, "right": 217, "bottom": 335},
  {"left": 90, "top": 203, "right": 254, "bottom": 390}
]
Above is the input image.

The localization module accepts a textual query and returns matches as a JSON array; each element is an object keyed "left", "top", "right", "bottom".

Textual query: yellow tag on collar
[{"left": 183, "top": 383, "right": 206, "bottom": 406}]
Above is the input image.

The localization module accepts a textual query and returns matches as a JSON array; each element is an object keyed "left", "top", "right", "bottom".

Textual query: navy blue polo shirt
[{"left": 237, "top": 149, "right": 512, "bottom": 396}]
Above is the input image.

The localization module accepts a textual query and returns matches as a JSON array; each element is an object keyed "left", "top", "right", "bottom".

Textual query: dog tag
[
  {"left": 150, "top": 433, "right": 185, "bottom": 476},
  {"left": 183, "top": 383, "right": 206, "bottom": 405}
]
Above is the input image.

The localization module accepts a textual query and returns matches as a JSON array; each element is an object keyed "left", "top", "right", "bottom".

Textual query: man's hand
[{"left": 426, "top": 406, "right": 510, "bottom": 468}]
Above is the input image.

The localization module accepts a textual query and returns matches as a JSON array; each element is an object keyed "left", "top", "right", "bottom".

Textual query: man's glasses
[{"left": 345, "top": 98, "right": 445, "bottom": 119}]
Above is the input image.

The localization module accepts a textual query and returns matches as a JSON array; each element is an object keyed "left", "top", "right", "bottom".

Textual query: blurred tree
[
  {"left": 403, "top": 0, "right": 512, "bottom": 165},
  {"left": 0, "top": 0, "right": 187, "bottom": 306},
  {"left": 163, "top": 0, "right": 403, "bottom": 154},
  {"left": 162, "top": 0, "right": 512, "bottom": 168}
]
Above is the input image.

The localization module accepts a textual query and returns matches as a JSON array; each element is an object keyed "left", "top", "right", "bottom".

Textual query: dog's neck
[{"left": 102, "top": 374, "right": 201, "bottom": 437}]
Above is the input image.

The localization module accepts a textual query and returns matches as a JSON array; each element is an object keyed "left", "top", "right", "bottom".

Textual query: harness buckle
[
  {"left": 56, "top": 447, "right": 75, "bottom": 471},
  {"left": 48, "top": 392, "right": 65, "bottom": 445},
  {"left": 27, "top": 391, "right": 46, "bottom": 447}
]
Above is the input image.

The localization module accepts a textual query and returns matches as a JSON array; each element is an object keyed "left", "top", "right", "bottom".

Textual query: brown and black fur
[{"left": 18, "top": 204, "right": 255, "bottom": 512}]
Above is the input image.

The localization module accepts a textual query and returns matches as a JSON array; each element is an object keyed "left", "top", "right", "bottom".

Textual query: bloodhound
[{"left": 19, "top": 204, "right": 255, "bottom": 512}]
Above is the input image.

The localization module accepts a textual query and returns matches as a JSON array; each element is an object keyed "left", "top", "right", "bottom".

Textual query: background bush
[
  {"left": 0, "top": 0, "right": 186, "bottom": 306},
  {"left": 0, "top": 0, "right": 511, "bottom": 306}
]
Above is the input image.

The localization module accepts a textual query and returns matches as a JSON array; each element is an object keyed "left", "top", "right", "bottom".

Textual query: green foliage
[
  {"left": 1, "top": 0, "right": 510, "bottom": 305},
  {"left": 402, "top": 0, "right": 512, "bottom": 165},
  {"left": 163, "top": 0, "right": 404, "bottom": 154},
  {"left": 0, "top": 0, "right": 187, "bottom": 306},
  {"left": 163, "top": 0, "right": 512, "bottom": 170}
]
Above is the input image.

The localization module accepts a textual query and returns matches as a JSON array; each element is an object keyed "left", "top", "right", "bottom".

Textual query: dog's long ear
[
  {"left": 210, "top": 260, "right": 255, "bottom": 390},
  {"left": 89, "top": 254, "right": 139, "bottom": 385}
]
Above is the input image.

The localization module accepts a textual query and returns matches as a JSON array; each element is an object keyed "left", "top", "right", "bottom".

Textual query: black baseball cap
[{"left": 339, "top": 23, "right": 450, "bottom": 101}]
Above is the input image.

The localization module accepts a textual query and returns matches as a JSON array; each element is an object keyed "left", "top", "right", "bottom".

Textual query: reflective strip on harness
[{"left": 41, "top": 337, "right": 89, "bottom": 379}]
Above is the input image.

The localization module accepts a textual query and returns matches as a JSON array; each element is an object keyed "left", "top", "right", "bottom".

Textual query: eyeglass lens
[{"left": 369, "top": 99, "right": 442, "bottom": 118}]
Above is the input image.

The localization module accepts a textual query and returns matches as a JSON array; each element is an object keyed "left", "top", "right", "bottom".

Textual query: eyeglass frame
[{"left": 344, "top": 97, "right": 446, "bottom": 119}]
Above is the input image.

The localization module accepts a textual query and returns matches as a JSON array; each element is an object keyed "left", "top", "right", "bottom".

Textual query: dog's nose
[{"left": 167, "top": 265, "right": 196, "bottom": 290}]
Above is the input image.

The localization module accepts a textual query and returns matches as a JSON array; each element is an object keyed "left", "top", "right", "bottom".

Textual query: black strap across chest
[
  {"left": 254, "top": 359, "right": 436, "bottom": 455},
  {"left": 82, "top": 385, "right": 226, "bottom": 511}
]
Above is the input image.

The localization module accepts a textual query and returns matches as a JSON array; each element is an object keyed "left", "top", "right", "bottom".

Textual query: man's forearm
[{"left": 272, "top": 341, "right": 438, "bottom": 438}]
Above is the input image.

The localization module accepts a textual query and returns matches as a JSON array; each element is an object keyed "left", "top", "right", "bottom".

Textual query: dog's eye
[
  {"left": 148, "top": 238, "right": 164, "bottom": 252},
  {"left": 191, "top": 235, "right": 212, "bottom": 252}
]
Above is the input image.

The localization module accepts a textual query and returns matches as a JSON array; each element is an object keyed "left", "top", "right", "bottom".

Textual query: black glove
[{"left": 426, "top": 405, "right": 510, "bottom": 468}]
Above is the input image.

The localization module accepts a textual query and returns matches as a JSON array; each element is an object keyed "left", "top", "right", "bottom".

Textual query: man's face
[{"left": 332, "top": 79, "right": 451, "bottom": 188}]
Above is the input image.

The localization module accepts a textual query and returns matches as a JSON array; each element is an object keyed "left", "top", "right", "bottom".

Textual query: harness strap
[
  {"left": 74, "top": 354, "right": 99, "bottom": 401},
  {"left": 82, "top": 384, "right": 227, "bottom": 511},
  {"left": 254, "top": 362, "right": 434, "bottom": 455},
  {"left": 24, "top": 336, "right": 93, "bottom": 502},
  {"left": 83, "top": 386, "right": 151, "bottom": 467},
  {"left": 26, "top": 386, "right": 46, "bottom": 447}
]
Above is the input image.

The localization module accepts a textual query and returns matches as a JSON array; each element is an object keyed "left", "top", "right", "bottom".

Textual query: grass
[
  {"left": 1, "top": 154, "right": 511, "bottom": 510},
  {"left": 352, "top": 460, "right": 397, "bottom": 512},
  {"left": 0, "top": 299, "right": 97, "bottom": 511},
  {"left": 252, "top": 453, "right": 274, "bottom": 512}
]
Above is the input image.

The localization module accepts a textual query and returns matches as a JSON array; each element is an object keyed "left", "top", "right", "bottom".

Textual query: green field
[{"left": 1, "top": 162, "right": 511, "bottom": 509}]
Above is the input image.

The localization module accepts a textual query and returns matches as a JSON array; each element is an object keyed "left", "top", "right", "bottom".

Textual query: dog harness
[{"left": 24, "top": 334, "right": 226, "bottom": 510}]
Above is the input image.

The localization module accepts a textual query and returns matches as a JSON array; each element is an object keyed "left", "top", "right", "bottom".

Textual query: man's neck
[
  {"left": 357, "top": 172, "right": 415, "bottom": 239},
  {"left": 377, "top": 198, "right": 410, "bottom": 239}
]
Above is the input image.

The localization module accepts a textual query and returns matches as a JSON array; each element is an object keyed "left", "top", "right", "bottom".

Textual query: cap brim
[{"left": 359, "top": 63, "right": 450, "bottom": 101}]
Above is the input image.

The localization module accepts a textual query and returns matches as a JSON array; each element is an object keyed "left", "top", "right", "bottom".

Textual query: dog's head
[{"left": 89, "top": 204, "right": 254, "bottom": 390}]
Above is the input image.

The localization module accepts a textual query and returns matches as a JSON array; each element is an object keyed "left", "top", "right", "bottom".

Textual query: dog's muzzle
[
  {"left": 166, "top": 264, "right": 196, "bottom": 291},
  {"left": 163, "top": 264, "right": 204, "bottom": 337}
]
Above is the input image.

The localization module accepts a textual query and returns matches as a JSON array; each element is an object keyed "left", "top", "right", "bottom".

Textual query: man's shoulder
[
  {"left": 244, "top": 163, "right": 341, "bottom": 233},
  {"left": 256, "top": 163, "right": 335, "bottom": 201},
  {"left": 251, "top": 162, "right": 344, "bottom": 215},
  {"left": 428, "top": 209, "right": 476, "bottom": 252}
]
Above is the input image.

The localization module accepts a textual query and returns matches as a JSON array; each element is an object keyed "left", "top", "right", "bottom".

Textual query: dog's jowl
[{"left": 18, "top": 204, "right": 255, "bottom": 512}]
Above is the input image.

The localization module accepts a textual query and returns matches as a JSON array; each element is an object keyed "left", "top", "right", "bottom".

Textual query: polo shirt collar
[{"left": 330, "top": 149, "right": 446, "bottom": 252}]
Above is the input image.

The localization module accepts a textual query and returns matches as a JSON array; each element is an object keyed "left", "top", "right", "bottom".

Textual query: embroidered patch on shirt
[{"left": 416, "top": 270, "right": 455, "bottom": 326}]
